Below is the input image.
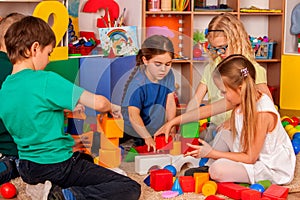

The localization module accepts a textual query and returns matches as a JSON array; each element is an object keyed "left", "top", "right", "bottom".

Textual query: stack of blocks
[{"left": 97, "top": 113, "right": 124, "bottom": 168}]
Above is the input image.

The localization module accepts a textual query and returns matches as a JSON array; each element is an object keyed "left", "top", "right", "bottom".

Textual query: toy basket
[
  {"left": 252, "top": 42, "right": 276, "bottom": 59},
  {"left": 69, "top": 45, "right": 95, "bottom": 56}
]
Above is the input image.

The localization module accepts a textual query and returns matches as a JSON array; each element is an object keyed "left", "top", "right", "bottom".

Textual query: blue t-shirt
[{"left": 122, "top": 69, "right": 175, "bottom": 137}]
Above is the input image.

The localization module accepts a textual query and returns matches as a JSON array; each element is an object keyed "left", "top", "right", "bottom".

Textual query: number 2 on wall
[{"left": 33, "top": 1, "right": 69, "bottom": 61}]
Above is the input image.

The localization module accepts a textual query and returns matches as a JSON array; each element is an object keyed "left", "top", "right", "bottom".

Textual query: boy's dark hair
[
  {"left": 4, "top": 16, "right": 56, "bottom": 64},
  {"left": 121, "top": 35, "right": 175, "bottom": 104}
]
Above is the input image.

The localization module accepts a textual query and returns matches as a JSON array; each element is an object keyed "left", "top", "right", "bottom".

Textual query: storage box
[{"left": 252, "top": 42, "right": 276, "bottom": 59}]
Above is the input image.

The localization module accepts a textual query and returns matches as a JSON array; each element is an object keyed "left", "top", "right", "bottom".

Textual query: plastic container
[
  {"left": 252, "top": 41, "right": 276, "bottom": 59},
  {"left": 148, "top": 0, "right": 161, "bottom": 11}
]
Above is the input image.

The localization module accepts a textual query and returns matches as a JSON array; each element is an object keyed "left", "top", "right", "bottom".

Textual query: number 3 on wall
[{"left": 33, "top": 1, "right": 69, "bottom": 61}]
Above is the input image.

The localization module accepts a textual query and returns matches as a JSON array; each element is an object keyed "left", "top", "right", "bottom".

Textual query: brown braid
[{"left": 121, "top": 35, "right": 174, "bottom": 105}]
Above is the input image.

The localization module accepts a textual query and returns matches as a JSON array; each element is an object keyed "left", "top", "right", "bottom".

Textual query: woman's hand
[
  {"left": 144, "top": 137, "right": 156, "bottom": 152},
  {"left": 184, "top": 139, "right": 212, "bottom": 158}
]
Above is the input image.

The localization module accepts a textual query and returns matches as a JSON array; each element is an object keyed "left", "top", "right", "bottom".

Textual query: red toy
[
  {"left": 262, "top": 184, "right": 289, "bottom": 200},
  {"left": 150, "top": 169, "right": 173, "bottom": 191},
  {"left": 205, "top": 195, "right": 225, "bottom": 200},
  {"left": 217, "top": 182, "right": 249, "bottom": 199},
  {"left": 155, "top": 135, "right": 173, "bottom": 150},
  {"left": 0, "top": 183, "right": 17, "bottom": 199},
  {"left": 241, "top": 189, "right": 261, "bottom": 200},
  {"left": 179, "top": 176, "right": 195, "bottom": 193}
]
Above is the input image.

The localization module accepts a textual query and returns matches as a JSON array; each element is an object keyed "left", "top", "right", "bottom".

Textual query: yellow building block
[
  {"left": 170, "top": 141, "right": 181, "bottom": 155},
  {"left": 97, "top": 114, "right": 124, "bottom": 138},
  {"left": 99, "top": 148, "right": 121, "bottom": 168},
  {"left": 202, "top": 180, "right": 217, "bottom": 196},
  {"left": 100, "top": 132, "right": 119, "bottom": 150},
  {"left": 194, "top": 172, "right": 210, "bottom": 193}
]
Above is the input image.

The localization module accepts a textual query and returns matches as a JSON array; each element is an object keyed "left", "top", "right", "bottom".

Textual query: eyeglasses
[{"left": 207, "top": 44, "right": 228, "bottom": 55}]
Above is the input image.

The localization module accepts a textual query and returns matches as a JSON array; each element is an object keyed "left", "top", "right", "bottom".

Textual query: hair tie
[
  {"left": 204, "top": 28, "right": 224, "bottom": 36},
  {"left": 241, "top": 67, "right": 249, "bottom": 77}
]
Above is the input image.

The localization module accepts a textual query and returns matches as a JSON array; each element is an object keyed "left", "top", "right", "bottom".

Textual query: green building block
[
  {"left": 180, "top": 122, "right": 199, "bottom": 138},
  {"left": 125, "top": 147, "right": 139, "bottom": 162}
]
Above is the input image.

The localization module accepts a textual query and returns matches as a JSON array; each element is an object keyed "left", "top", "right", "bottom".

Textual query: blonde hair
[
  {"left": 121, "top": 35, "right": 174, "bottom": 104},
  {"left": 206, "top": 13, "right": 256, "bottom": 64},
  {"left": 0, "top": 13, "right": 25, "bottom": 51},
  {"left": 213, "top": 54, "right": 258, "bottom": 152}
]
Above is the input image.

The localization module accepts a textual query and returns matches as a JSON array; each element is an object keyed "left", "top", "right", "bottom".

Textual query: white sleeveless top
[{"left": 233, "top": 94, "right": 296, "bottom": 184}]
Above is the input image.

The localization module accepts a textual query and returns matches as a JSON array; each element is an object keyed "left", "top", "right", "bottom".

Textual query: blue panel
[
  {"left": 79, "top": 57, "right": 111, "bottom": 116},
  {"left": 110, "top": 55, "right": 136, "bottom": 105}
]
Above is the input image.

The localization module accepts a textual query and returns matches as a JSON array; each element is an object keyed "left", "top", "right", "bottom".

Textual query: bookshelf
[{"left": 142, "top": 0, "right": 285, "bottom": 107}]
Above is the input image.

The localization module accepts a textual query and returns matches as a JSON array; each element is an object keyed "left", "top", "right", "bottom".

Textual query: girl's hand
[
  {"left": 154, "top": 121, "right": 174, "bottom": 143},
  {"left": 144, "top": 137, "right": 156, "bottom": 152},
  {"left": 111, "top": 104, "right": 123, "bottom": 119},
  {"left": 185, "top": 139, "right": 212, "bottom": 158}
]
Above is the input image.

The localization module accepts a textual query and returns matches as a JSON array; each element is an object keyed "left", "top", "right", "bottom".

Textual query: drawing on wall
[{"left": 99, "top": 26, "right": 139, "bottom": 56}]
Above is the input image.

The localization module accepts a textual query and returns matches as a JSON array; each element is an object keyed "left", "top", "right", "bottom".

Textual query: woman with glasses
[{"left": 154, "top": 13, "right": 272, "bottom": 175}]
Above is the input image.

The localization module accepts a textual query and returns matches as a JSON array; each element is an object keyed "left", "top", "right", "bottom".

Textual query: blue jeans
[
  {"left": 0, "top": 155, "right": 20, "bottom": 184},
  {"left": 19, "top": 152, "right": 141, "bottom": 200}
]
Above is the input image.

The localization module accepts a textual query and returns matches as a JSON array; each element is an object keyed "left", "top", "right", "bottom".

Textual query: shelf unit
[{"left": 141, "top": 0, "right": 285, "bottom": 106}]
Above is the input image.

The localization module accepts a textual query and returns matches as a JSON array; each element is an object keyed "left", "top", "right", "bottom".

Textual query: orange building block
[
  {"left": 71, "top": 131, "right": 94, "bottom": 154},
  {"left": 194, "top": 172, "right": 209, "bottom": 193},
  {"left": 99, "top": 148, "right": 121, "bottom": 168},
  {"left": 100, "top": 132, "right": 119, "bottom": 149},
  {"left": 97, "top": 114, "right": 124, "bottom": 138}
]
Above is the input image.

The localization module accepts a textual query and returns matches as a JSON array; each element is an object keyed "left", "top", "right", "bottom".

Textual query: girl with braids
[
  {"left": 155, "top": 13, "right": 272, "bottom": 147},
  {"left": 185, "top": 54, "right": 295, "bottom": 184},
  {"left": 121, "top": 35, "right": 176, "bottom": 152}
]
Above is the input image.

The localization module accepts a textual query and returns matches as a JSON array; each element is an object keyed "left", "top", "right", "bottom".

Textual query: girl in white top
[{"left": 185, "top": 54, "right": 296, "bottom": 184}]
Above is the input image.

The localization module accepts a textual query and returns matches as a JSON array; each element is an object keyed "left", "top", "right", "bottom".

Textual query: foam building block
[
  {"left": 135, "top": 154, "right": 172, "bottom": 175},
  {"left": 181, "top": 122, "right": 199, "bottom": 138},
  {"left": 150, "top": 169, "right": 173, "bottom": 191},
  {"left": 181, "top": 137, "right": 199, "bottom": 154},
  {"left": 179, "top": 176, "right": 195, "bottom": 193},
  {"left": 217, "top": 182, "right": 250, "bottom": 199},
  {"left": 202, "top": 180, "right": 218, "bottom": 197},
  {"left": 100, "top": 132, "right": 118, "bottom": 150},
  {"left": 262, "top": 184, "right": 289, "bottom": 200},
  {"left": 170, "top": 141, "right": 181, "bottom": 155},
  {"left": 155, "top": 135, "right": 173, "bottom": 150},
  {"left": 171, "top": 154, "right": 201, "bottom": 173},
  {"left": 205, "top": 195, "right": 225, "bottom": 200},
  {"left": 99, "top": 148, "right": 121, "bottom": 168},
  {"left": 171, "top": 178, "right": 183, "bottom": 195},
  {"left": 97, "top": 114, "right": 124, "bottom": 138},
  {"left": 241, "top": 189, "right": 261, "bottom": 200},
  {"left": 194, "top": 172, "right": 210, "bottom": 193}
]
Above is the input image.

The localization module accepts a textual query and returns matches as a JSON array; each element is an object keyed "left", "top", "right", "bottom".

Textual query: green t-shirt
[
  {"left": 0, "top": 69, "right": 84, "bottom": 164},
  {"left": 0, "top": 51, "right": 18, "bottom": 156},
  {"left": 201, "top": 58, "right": 267, "bottom": 125}
]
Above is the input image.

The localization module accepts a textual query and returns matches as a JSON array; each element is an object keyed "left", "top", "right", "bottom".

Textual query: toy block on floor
[
  {"left": 171, "top": 154, "right": 200, "bottom": 173},
  {"left": 202, "top": 180, "right": 217, "bottom": 197},
  {"left": 217, "top": 182, "right": 250, "bottom": 199},
  {"left": 135, "top": 154, "right": 172, "bottom": 175},
  {"left": 150, "top": 169, "right": 173, "bottom": 191},
  {"left": 261, "top": 184, "right": 289, "bottom": 200},
  {"left": 97, "top": 114, "right": 124, "bottom": 138},
  {"left": 155, "top": 135, "right": 173, "bottom": 150},
  {"left": 125, "top": 147, "right": 139, "bottom": 162},
  {"left": 194, "top": 172, "right": 210, "bottom": 193},
  {"left": 100, "top": 132, "right": 118, "bottom": 149},
  {"left": 205, "top": 195, "right": 225, "bottom": 200},
  {"left": 181, "top": 122, "right": 200, "bottom": 138},
  {"left": 171, "top": 177, "right": 183, "bottom": 195},
  {"left": 99, "top": 148, "right": 121, "bottom": 168},
  {"left": 241, "top": 189, "right": 261, "bottom": 200},
  {"left": 179, "top": 176, "right": 195, "bottom": 193}
]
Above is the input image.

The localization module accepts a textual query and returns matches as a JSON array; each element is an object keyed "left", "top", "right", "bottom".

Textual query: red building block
[
  {"left": 155, "top": 135, "right": 173, "bottom": 150},
  {"left": 179, "top": 176, "right": 195, "bottom": 193},
  {"left": 181, "top": 137, "right": 199, "bottom": 154},
  {"left": 205, "top": 195, "right": 225, "bottom": 200},
  {"left": 217, "top": 182, "right": 250, "bottom": 199},
  {"left": 150, "top": 169, "right": 173, "bottom": 191},
  {"left": 262, "top": 184, "right": 289, "bottom": 200},
  {"left": 241, "top": 189, "right": 261, "bottom": 200}
]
